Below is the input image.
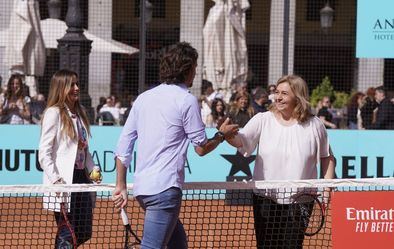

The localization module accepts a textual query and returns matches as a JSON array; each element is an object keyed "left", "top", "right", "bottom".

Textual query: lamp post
[
  {"left": 320, "top": 1, "right": 334, "bottom": 31},
  {"left": 57, "top": 0, "right": 94, "bottom": 122},
  {"left": 138, "top": 0, "right": 153, "bottom": 94}
]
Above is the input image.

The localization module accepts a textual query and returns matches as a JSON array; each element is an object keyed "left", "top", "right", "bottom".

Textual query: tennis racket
[
  {"left": 291, "top": 193, "right": 326, "bottom": 236},
  {"left": 120, "top": 208, "right": 141, "bottom": 249},
  {"left": 56, "top": 202, "right": 77, "bottom": 249}
]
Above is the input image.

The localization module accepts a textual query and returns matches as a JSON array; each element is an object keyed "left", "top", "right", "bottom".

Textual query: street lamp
[{"left": 320, "top": 1, "right": 334, "bottom": 29}]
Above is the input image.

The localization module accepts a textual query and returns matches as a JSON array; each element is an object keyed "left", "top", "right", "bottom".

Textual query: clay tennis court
[{"left": 0, "top": 195, "right": 332, "bottom": 248}]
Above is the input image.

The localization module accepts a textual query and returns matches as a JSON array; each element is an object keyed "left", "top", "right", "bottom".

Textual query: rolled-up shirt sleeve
[
  {"left": 182, "top": 94, "right": 207, "bottom": 146},
  {"left": 115, "top": 104, "right": 138, "bottom": 167},
  {"left": 237, "top": 113, "right": 263, "bottom": 157}
]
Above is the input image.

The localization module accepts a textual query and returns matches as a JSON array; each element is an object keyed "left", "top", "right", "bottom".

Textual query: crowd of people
[
  {"left": 199, "top": 80, "right": 394, "bottom": 131},
  {"left": 0, "top": 74, "right": 134, "bottom": 126},
  {"left": 1, "top": 72, "right": 393, "bottom": 130}
]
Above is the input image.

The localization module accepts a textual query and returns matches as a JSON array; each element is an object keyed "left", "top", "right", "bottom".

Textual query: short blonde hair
[{"left": 268, "top": 75, "right": 312, "bottom": 123}]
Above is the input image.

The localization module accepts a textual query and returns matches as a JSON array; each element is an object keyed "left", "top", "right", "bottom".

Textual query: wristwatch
[{"left": 214, "top": 131, "right": 225, "bottom": 143}]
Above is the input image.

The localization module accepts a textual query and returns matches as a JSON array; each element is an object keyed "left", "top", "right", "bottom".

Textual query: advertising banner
[
  {"left": 356, "top": 0, "right": 394, "bottom": 58},
  {"left": 0, "top": 126, "right": 393, "bottom": 184},
  {"left": 332, "top": 191, "right": 394, "bottom": 248}
]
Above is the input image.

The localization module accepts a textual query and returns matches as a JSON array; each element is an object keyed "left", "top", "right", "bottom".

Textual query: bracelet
[{"left": 214, "top": 131, "right": 225, "bottom": 143}]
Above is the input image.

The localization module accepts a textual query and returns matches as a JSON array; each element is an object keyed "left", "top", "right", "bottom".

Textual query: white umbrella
[
  {"left": 3, "top": 0, "right": 46, "bottom": 97},
  {"left": 40, "top": 18, "right": 139, "bottom": 55},
  {"left": 203, "top": 0, "right": 249, "bottom": 95},
  {"left": 0, "top": 18, "right": 139, "bottom": 54}
]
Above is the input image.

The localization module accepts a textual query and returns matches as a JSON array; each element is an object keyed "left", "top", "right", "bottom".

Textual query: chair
[{"left": 97, "top": 111, "right": 116, "bottom": 126}]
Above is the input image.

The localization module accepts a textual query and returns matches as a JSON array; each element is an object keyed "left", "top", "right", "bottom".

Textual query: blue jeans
[{"left": 136, "top": 187, "right": 187, "bottom": 249}]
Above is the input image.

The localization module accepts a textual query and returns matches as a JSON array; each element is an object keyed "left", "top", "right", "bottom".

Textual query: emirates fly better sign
[
  {"left": 357, "top": 0, "right": 394, "bottom": 58},
  {"left": 332, "top": 191, "right": 394, "bottom": 248}
]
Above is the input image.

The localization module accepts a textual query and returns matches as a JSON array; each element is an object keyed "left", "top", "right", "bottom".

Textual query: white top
[
  {"left": 201, "top": 91, "right": 223, "bottom": 125},
  {"left": 99, "top": 106, "right": 120, "bottom": 120},
  {"left": 237, "top": 111, "right": 330, "bottom": 203}
]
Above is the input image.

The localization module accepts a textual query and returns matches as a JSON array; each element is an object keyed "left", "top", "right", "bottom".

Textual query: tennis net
[{"left": 0, "top": 178, "right": 393, "bottom": 248}]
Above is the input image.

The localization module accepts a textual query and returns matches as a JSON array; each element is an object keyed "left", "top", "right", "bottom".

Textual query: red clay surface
[{"left": 0, "top": 197, "right": 332, "bottom": 248}]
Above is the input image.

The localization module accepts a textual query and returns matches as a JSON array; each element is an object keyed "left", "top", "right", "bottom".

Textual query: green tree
[
  {"left": 310, "top": 76, "right": 334, "bottom": 107},
  {"left": 333, "top": 91, "right": 350, "bottom": 109}
]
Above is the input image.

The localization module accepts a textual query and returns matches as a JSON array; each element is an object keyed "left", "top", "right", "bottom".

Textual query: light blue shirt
[{"left": 115, "top": 83, "right": 207, "bottom": 196}]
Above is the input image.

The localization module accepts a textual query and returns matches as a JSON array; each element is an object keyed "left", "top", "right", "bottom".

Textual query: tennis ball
[{"left": 90, "top": 166, "right": 102, "bottom": 182}]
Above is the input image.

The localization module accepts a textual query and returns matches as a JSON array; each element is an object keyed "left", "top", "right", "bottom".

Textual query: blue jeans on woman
[{"left": 136, "top": 187, "right": 187, "bottom": 249}]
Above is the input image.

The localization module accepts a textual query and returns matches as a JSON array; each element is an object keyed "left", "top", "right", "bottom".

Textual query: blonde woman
[
  {"left": 224, "top": 75, "right": 335, "bottom": 248},
  {"left": 39, "top": 69, "right": 100, "bottom": 248},
  {"left": 228, "top": 92, "right": 254, "bottom": 128}
]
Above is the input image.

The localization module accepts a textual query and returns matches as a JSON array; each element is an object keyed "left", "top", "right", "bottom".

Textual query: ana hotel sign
[{"left": 356, "top": 0, "right": 394, "bottom": 58}]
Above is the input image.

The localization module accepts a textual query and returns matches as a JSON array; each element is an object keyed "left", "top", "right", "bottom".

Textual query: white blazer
[{"left": 39, "top": 106, "right": 96, "bottom": 212}]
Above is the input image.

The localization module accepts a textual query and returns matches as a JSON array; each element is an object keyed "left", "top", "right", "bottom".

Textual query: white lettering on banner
[
  {"left": 370, "top": 222, "right": 394, "bottom": 232},
  {"left": 347, "top": 207, "right": 394, "bottom": 232},
  {"left": 355, "top": 222, "right": 369, "bottom": 232},
  {"left": 346, "top": 207, "right": 394, "bottom": 221},
  {"left": 355, "top": 221, "right": 394, "bottom": 232}
]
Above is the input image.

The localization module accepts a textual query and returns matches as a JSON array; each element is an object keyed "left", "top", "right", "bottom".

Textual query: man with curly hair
[{"left": 112, "top": 42, "right": 239, "bottom": 249}]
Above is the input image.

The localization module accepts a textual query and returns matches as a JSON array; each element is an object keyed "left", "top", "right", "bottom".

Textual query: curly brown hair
[{"left": 159, "top": 42, "right": 198, "bottom": 84}]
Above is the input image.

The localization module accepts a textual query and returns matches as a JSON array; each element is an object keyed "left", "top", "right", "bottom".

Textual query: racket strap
[{"left": 60, "top": 203, "right": 78, "bottom": 248}]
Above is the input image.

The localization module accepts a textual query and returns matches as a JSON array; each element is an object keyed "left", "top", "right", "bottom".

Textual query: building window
[
  {"left": 306, "top": 0, "right": 336, "bottom": 21},
  {"left": 135, "top": 0, "right": 166, "bottom": 19}
]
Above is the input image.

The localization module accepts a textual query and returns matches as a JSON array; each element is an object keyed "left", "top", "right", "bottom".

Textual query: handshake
[{"left": 216, "top": 117, "right": 239, "bottom": 140}]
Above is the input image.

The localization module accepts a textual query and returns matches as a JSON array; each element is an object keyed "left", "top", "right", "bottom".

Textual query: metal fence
[{"left": 0, "top": 0, "right": 392, "bottom": 129}]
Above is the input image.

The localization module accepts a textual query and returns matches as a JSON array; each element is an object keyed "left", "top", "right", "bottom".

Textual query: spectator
[
  {"left": 99, "top": 96, "right": 121, "bottom": 125},
  {"left": 366, "top": 86, "right": 394, "bottom": 129},
  {"left": 317, "top": 96, "right": 337, "bottom": 129},
  {"left": 229, "top": 82, "right": 248, "bottom": 103},
  {"left": 96, "top": 96, "right": 106, "bottom": 115},
  {"left": 206, "top": 98, "right": 227, "bottom": 128},
  {"left": 0, "top": 74, "right": 31, "bottom": 124},
  {"left": 346, "top": 92, "right": 365, "bottom": 129},
  {"left": 360, "top": 87, "right": 378, "bottom": 129},
  {"left": 267, "top": 84, "right": 276, "bottom": 103},
  {"left": 200, "top": 80, "right": 223, "bottom": 125},
  {"left": 29, "top": 93, "right": 46, "bottom": 124},
  {"left": 252, "top": 88, "right": 270, "bottom": 114},
  {"left": 228, "top": 92, "right": 254, "bottom": 128}
]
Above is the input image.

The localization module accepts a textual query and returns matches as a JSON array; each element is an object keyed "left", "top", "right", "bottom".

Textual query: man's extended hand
[{"left": 218, "top": 118, "right": 239, "bottom": 139}]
